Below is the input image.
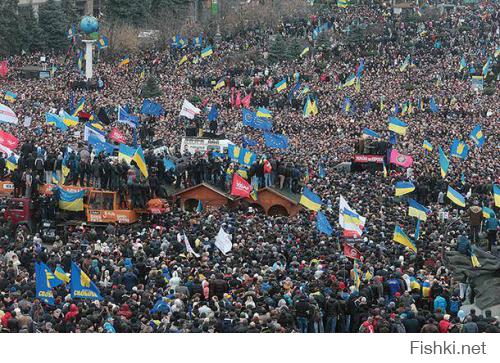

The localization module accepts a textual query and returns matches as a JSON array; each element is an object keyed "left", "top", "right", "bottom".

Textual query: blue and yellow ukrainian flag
[
  {"left": 438, "top": 146, "right": 449, "bottom": 178},
  {"left": 423, "top": 140, "right": 433, "bottom": 152},
  {"left": 4, "top": 91, "right": 17, "bottom": 103},
  {"left": 342, "top": 97, "right": 351, "bottom": 114},
  {"left": 133, "top": 145, "right": 149, "bottom": 178},
  {"left": 54, "top": 265, "right": 70, "bottom": 284},
  {"left": 118, "top": 143, "right": 136, "bottom": 164},
  {"left": 213, "top": 78, "right": 225, "bottom": 90},
  {"left": 275, "top": 79, "right": 287, "bottom": 93},
  {"left": 72, "top": 96, "right": 85, "bottom": 116},
  {"left": 118, "top": 56, "right": 130, "bottom": 67},
  {"left": 408, "top": 198, "right": 430, "bottom": 221},
  {"left": 201, "top": 45, "right": 213, "bottom": 58},
  {"left": 299, "top": 187, "right": 322, "bottom": 211},
  {"left": 362, "top": 128, "right": 380, "bottom": 139},
  {"left": 393, "top": 225, "right": 417, "bottom": 253},
  {"left": 469, "top": 125, "right": 485, "bottom": 148},
  {"left": 303, "top": 96, "right": 315, "bottom": 117},
  {"left": 388, "top": 117, "right": 408, "bottom": 136},
  {"left": 337, "top": 0, "right": 349, "bottom": 8},
  {"left": 59, "top": 187, "right": 84, "bottom": 211},
  {"left": 256, "top": 107, "right": 272, "bottom": 118},
  {"left": 62, "top": 111, "right": 79, "bottom": 127},
  {"left": 395, "top": 181, "right": 415, "bottom": 196},
  {"left": 382, "top": 162, "right": 388, "bottom": 178},
  {"left": 46, "top": 113, "right": 68, "bottom": 132},
  {"left": 493, "top": 184, "right": 500, "bottom": 208},
  {"left": 450, "top": 139, "right": 469, "bottom": 160},
  {"left": 342, "top": 74, "right": 356, "bottom": 88},
  {"left": 70, "top": 262, "right": 103, "bottom": 301},
  {"left": 446, "top": 185, "right": 466, "bottom": 207},
  {"left": 178, "top": 55, "right": 188, "bottom": 66},
  {"left": 6, "top": 155, "right": 18, "bottom": 171},
  {"left": 482, "top": 206, "right": 496, "bottom": 219}
]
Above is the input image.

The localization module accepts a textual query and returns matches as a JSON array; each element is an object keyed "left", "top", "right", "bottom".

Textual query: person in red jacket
[
  {"left": 64, "top": 304, "right": 79, "bottom": 323},
  {"left": 359, "top": 317, "right": 375, "bottom": 333},
  {"left": 438, "top": 314, "right": 451, "bottom": 333}
]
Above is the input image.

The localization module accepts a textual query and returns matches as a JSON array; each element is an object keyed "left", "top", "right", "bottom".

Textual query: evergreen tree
[
  {"left": 0, "top": 0, "right": 21, "bottom": 56},
  {"left": 18, "top": 6, "right": 46, "bottom": 53},
  {"left": 105, "top": 0, "right": 153, "bottom": 27},
  {"left": 141, "top": 76, "right": 163, "bottom": 98},
  {"left": 61, "top": 0, "right": 78, "bottom": 26},
  {"left": 286, "top": 38, "right": 305, "bottom": 60},
  {"left": 268, "top": 35, "right": 287, "bottom": 63},
  {"left": 38, "top": 0, "right": 69, "bottom": 51}
]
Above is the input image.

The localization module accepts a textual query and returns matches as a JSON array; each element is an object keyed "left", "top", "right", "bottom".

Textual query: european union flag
[
  {"left": 242, "top": 108, "right": 256, "bottom": 127},
  {"left": 316, "top": 211, "right": 333, "bottom": 236},
  {"left": 141, "top": 99, "right": 164, "bottom": 116},
  {"left": 88, "top": 134, "right": 115, "bottom": 155},
  {"left": 264, "top": 132, "right": 288, "bottom": 149},
  {"left": 208, "top": 105, "right": 218, "bottom": 121},
  {"left": 70, "top": 262, "right": 103, "bottom": 301},
  {"left": 118, "top": 106, "right": 139, "bottom": 128},
  {"left": 253, "top": 116, "right": 273, "bottom": 130},
  {"left": 242, "top": 136, "right": 258, "bottom": 147}
]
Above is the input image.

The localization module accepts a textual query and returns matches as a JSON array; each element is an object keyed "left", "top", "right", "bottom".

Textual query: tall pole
[{"left": 82, "top": 39, "right": 96, "bottom": 80}]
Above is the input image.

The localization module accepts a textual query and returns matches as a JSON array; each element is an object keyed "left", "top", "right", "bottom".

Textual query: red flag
[
  {"left": 343, "top": 243, "right": 362, "bottom": 260},
  {"left": 230, "top": 173, "right": 252, "bottom": 198},
  {"left": 235, "top": 91, "right": 241, "bottom": 108},
  {"left": 0, "top": 61, "right": 8, "bottom": 78},
  {"left": 109, "top": 127, "right": 127, "bottom": 144},
  {"left": 201, "top": 98, "right": 210, "bottom": 108},
  {"left": 241, "top": 93, "right": 251, "bottom": 108},
  {"left": 0, "top": 130, "right": 19, "bottom": 150},
  {"left": 389, "top": 149, "right": 413, "bottom": 168}
]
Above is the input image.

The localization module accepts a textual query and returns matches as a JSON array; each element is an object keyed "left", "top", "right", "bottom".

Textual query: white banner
[{"left": 0, "top": 103, "right": 18, "bottom": 124}]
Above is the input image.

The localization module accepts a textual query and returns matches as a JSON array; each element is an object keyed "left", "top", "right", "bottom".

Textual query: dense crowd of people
[{"left": 0, "top": 1, "right": 499, "bottom": 333}]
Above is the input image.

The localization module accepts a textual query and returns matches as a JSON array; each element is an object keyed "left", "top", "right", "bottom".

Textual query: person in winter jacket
[
  {"left": 438, "top": 314, "right": 451, "bottom": 333},
  {"left": 64, "top": 304, "right": 79, "bottom": 323},
  {"left": 433, "top": 294, "right": 447, "bottom": 313},
  {"left": 359, "top": 317, "right": 375, "bottom": 333}
]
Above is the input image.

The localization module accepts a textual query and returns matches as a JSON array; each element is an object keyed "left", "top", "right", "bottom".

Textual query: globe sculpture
[{"left": 80, "top": 16, "right": 99, "bottom": 34}]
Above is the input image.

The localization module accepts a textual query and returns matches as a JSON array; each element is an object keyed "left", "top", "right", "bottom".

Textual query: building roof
[{"left": 173, "top": 182, "right": 235, "bottom": 200}]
